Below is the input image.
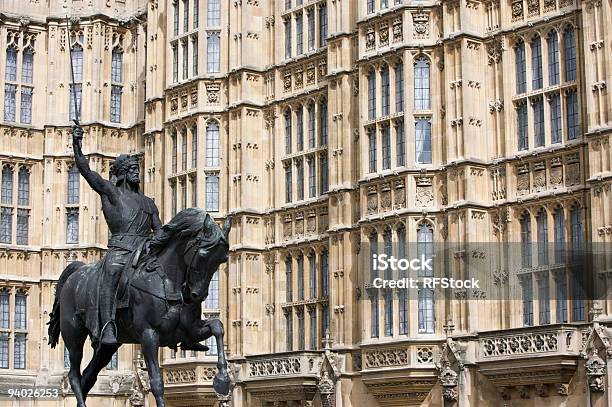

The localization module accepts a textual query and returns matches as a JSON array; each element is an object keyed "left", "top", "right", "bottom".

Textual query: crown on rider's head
[{"left": 112, "top": 154, "right": 139, "bottom": 177}]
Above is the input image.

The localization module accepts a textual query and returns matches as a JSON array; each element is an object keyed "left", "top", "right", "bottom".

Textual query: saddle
[{"left": 116, "top": 255, "right": 182, "bottom": 309}]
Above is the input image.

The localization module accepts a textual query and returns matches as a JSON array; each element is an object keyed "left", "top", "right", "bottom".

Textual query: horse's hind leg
[
  {"left": 81, "top": 344, "right": 119, "bottom": 400},
  {"left": 64, "top": 329, "right": 88, "bottom": 407}
]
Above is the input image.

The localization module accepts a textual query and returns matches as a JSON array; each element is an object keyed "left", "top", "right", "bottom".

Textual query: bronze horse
[{"left": 48, "top": 208, "right": 231, "bottom": 407}]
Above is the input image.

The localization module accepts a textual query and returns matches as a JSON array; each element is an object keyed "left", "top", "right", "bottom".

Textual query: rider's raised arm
[{"left": 72, "top": 126, "right": 116, "bottom": 201}]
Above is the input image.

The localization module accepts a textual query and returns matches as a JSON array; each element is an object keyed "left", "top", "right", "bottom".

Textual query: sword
[{"left": 67, "top": 16, "right": 80, "bottom": 126}]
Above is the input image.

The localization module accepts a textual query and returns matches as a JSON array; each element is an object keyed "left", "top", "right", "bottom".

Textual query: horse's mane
[{"left": 148, "top": 208, "right": 225, "bottom": 255}]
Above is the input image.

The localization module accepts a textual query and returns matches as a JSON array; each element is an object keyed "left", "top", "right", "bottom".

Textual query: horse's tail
[{"left": 47, "top": 261, "right": 83, "bottom": 348}]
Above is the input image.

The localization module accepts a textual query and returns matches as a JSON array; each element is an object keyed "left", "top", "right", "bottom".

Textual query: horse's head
[{"left": 181, "top": 212, "right": 231, "bottom": 303}]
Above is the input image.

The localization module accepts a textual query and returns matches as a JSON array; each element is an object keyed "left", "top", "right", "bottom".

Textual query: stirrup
[{"left": 100, "top": 320, "right": 117, "bottom": 346}]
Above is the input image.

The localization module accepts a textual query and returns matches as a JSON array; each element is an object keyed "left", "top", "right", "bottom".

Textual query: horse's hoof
[{"left": 213, "top": 372, "right": 231, "bottom": 396}]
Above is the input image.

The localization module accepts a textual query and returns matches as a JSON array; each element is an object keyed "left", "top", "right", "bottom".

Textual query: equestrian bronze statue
[{"left": 47, "top": 126, "right": 231, "bottom": 407}]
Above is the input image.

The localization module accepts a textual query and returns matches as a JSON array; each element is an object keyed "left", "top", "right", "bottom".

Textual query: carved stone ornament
[
  {"left": 412, "top": 12, "right": 429, "bottom": 39},
  {"left": 585, "top": 349, "right": 606, "bottom": 392},
  {"left": 366, "top": 27, "right": 375, "bottom": 50},
  {"left": 318, "top": 371, "right": 335, "bottom": 394},
  {"left": 392, "top": 18, "right": 403, "bottom": 42},
  {"left": 206, "top": 83, "right": 220, "bottom": 104},
  {"left": 512, "top": 0, "right": 524, "bottom": 19}
]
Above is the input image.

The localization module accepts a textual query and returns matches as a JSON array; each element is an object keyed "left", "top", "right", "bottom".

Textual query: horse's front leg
[
  {"left": 141, "top": 329, "right": 166, "bottom": 407},
  {"left": 189, "top": 318, "right": 230, "bottom": 395},
  {"left": 209, "top": 318, "right": 231, "bottom": 396}
]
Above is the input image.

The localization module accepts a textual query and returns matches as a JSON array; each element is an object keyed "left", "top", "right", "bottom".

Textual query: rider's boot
[
  {"left": 99, "top": 280, "right": 118, "bottom": 346},
  {"left": 100, "top": 322, "right": 117, "bottom": 346}
]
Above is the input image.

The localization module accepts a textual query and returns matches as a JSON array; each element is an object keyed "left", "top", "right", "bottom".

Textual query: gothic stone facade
[{"left": 0, "top": 0, "right": 612, "bottom": 406}]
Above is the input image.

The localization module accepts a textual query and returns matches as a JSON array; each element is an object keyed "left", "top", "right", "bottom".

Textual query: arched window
[
  {"left": 417, "top": 223, "right": 434, "bottom": 334},
  {"left": 16, "top": 167, "right": 30, "bottom": 246},
  {"left": 308, "top": 103, "right": 316, "bottom": 148},
  {"left": 383, "top": 228, "right": 393, "bottom": 278},
  {"left": 284, "top": 109, "right": 292, "bottom": 154},
  {"left": 383, "top": 227, "right": 393, "bottom": 336},
  {"left": 1, "top": 166, "right": 13, "bottom": 205},
  {"left": 297, "top": 255, "right": 304, "bottom": 300},
  {"left": 309, "top": 252, "right": 317, "bottom": 298},
  {"left": 67, "top": 165, "right": 80, "bottom": 204},
  {"left": 285, "top": 255, "right": 293, "bottom": 302},
  {"left": 415, "top": 118, "right": 432, "bottom": 164},
  {"left": 69, "top": 36, "right": 83, "bottom": 122},
  {"left": 417, "top": 223, "right": 433, "bottom": 277},
  {"left": 569, "top": 205, "right": 582, "bottom": 251},
  {"left": 5, "top": 46, "right": 17, "bottom": 82},
  {"left": 368, "top": 127, "right": 377, "bottom": 172},
  {"left": 520, "top": 213, "right": 532, "bottom": 268},
  {"left": 381, "top": 64, "right": 390, "bottom": 116},
  {"left": 531, "top": 35, "right": 543, "bottom": 89},
  {"left": 207, "top": 0, "right": 221, "bottom": 26},
  {"left": 296, "top": 105, "right": 304, "bottom": 151},
  {"left": 204, "top": 269, "right": 219, "bottom": 309},
  {"left": 191, "top": 124, "right": 198, "bottom": 168},
  {"left": 320, "top": 250, "right": 329, "bottom": 297},
  {"left": 397, "top": 225, "right": 408, "bottom": 334},
  {"left": 414, "top": 57, "right": 430, "bottom": 110},
  {"left": 319, "top": 99, "right": 328, "bottom": 146},
  {"left": 563, "top": 26, "right": 576, "bottom": 82},
  {"left": 205, "top": 175, "right": 219, "bottom": 212},
  {"left": 367, "top": 70, "right": 376, "bottom": 119},
  {"left": 395, "top": 61, "right": 404, "bottom": 113},
  {"left": 547, "top": 31, "right": 560, "bottom": 85},
  {"left": 553, "top": 208, "right": 565, "bottom": 263},
  {"left": 110, "top": 48, "right": 123, "bottom": 123},
  {"left": 181, "top": 127, "right": 188, "bottom": 171},
  {"left": 22, "top": 48, "right": 34, "bottom": 84},
  {"left": 206, "top": 121, "right": 220, "bottom": 166},
  {"left": 369, "top": 230, "right": 378, "bottom": 278},
  {"left": 536, "top": 209, "right": 548, "bottom": 265},
  {"left": 515, "top": 40, "right": 526, "bottom": 94},
  {"left": 171, "top": 130, "right": 178, "bottom": 172},
  {"left": 522, "top": 275, "right": 533, "bottom": 326}
]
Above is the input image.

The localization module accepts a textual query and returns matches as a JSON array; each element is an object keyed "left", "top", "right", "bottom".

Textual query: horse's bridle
[{"left": 181, "top": 229, "right": 227, "bottom": 302}]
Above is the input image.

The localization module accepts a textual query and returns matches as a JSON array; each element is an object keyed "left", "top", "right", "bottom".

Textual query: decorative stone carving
[
  {"left": 294, "top": 69, "right": 303, "bottom": 89},
  {"left": 412, "top": 12, "right": 429, "bottom": 39},
  {"left": 206, "top": 83, "right": 220, "bottom": 104},
  {"left": 527, "top": 0, "right": 540, "bottom": 16},
  {"left": 543, "top": 0, "right": 557, "bottom": 11},
  {"left": 366, "top": 27, "right": 375, "bottom": 50},
  {"left": 394, "top": 179, "right": 405, "bottom": 209},
  {"left": 380, "top": 183, "right": 391, "bottom": 211},
  {"left": 392, "top": 17, "right": 403, "bottom": 42},
  {"left": 533, "top": 162, "right": 546, "bottom": 192},
  {"left": 363, "top": 347, "right": 408, "bottom": 368},
  {"left": 283, "top": 71, "right": 292, "bottom": 92},
  {"left": 481, "top": 332, "right": 558, "bottom": 357},
  {"left": 415, "top": 176, "right": 434, "bottom": 207},
  {"left": 248, "top": 357, "right": 301, "bottom": 377},
  {"left": 378, "top": 23, "right": 389, "bottom": 46},
  {"left": 487, "top": 39, "right": 503, "bottom": 65},
  {"left": 367, "top": 185, "right": 378, "bottom": 214},
  {"left": 550, "top": 157, "right": 563, "bottom": 187},
  {"left": 417, "top": 347, "right": 434, "bottom": 364},
  {"left": 306, "top": 64, "right": 316, "bottom": 85},
  {"left": 164, "top": 368, "right": 197, "bottom": 384},
  {"left": 565, "top": 162, "right": 580, "bottom": 186},
  {"left": 585, "top": 348, "right": 606, "bottom": 392},
  {"left": 512, "top": 0, "right": 524, "bottom": 19},
  {"left": 516, "top": 165, "right": 530, "bottom": 195}
]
